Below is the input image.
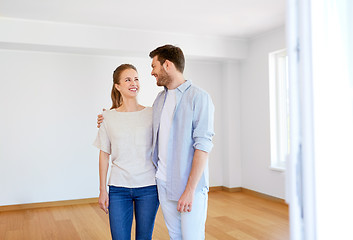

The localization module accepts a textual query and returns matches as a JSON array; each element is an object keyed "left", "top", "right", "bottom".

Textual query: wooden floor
[{"left": 0, "top": 191, "right": 289, "bottom": 240}]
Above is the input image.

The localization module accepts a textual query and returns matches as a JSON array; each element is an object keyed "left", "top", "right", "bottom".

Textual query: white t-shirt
[
  {"left": 156, "top": 89, "right": 177, "bottom": 181},
  {"left": 93, "top": 107, "right": 156, "bottom": 188}
]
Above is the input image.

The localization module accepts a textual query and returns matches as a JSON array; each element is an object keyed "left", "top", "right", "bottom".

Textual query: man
[
  {"left": 98, "top": 44, "right": 214, "bottom": 239},
  {"left": 149, "top": 45, "right": 214, "bottom": 240}
]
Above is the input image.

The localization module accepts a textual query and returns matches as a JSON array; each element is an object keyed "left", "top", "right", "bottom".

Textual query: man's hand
[
  {"left": 176, "top": 150, "right": 208, "bottom": 213},
  {"left": 97, "top": 108, "right": 106, "bottom": 128},
  {"left": 177, "top": 188, "right": 195, "bottom": 213}
]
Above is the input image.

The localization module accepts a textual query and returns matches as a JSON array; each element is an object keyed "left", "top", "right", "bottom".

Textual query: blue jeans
[{"left": 108, "top": 185, "right": 159, "bottom": 240}]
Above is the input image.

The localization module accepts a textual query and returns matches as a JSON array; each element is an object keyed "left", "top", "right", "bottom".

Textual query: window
[{"left": 269, "top": 49, "right": 290, "bottom": 170}]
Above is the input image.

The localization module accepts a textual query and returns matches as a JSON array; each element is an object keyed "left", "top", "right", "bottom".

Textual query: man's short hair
[{"left": 149, "top": 44, "right": 185, "bottom": 73}]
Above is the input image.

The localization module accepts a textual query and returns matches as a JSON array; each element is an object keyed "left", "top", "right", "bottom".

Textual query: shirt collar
[{"left": 164, "top": 80, "right": 191, "bottom": 93}]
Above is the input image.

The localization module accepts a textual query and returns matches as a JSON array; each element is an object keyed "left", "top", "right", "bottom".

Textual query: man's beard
[{"left": 156, "top": 68, "right": 172, "bottom": 87}]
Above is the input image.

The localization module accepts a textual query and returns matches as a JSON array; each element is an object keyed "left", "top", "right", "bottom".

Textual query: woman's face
[{"left": 115, "top": 68, "right": 140, "bottom": 100}]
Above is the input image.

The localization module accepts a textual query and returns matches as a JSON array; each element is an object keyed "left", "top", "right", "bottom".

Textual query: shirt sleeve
[
  {"left": 192, "top": 91, "right": 215, "bottom": 153},
  {"left": 93, "top": 119, "right": 111, "bottom": 154}
]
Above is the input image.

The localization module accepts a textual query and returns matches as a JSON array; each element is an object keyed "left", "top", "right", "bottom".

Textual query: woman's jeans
[{"left": 108, "top": 185, "right": 159, "bottom": 240}]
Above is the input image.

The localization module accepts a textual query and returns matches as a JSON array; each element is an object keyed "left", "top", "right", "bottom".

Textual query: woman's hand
[{"left": 98, "top": 190, "right": 109, "bottom": 214}]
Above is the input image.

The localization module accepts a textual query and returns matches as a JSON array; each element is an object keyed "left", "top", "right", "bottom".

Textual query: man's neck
[{"left": 166, "top": 74, "right": 186, "bottom": 90}]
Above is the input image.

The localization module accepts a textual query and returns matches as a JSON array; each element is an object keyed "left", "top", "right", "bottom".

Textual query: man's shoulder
[
  {"left": 187, "top": 84, "right": 211, "bottom": 98},
  {"left": 157, "top": 89, "right": 166, "bottom": 96},
  {"left": 154, "top": 89, "right": 166, "bottom": 101},
  {"left": 152, "top": 89, "right": 166, "bottom": 108}
]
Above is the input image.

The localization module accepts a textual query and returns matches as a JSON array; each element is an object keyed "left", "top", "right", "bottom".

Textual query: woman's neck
[{"left": 117, "top": 98, "right": 143, "bottom": 112}]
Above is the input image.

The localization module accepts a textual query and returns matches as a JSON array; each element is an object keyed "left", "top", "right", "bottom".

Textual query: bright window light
[{"left": 269, "top": 49, "right": 290, "bottom": 170}]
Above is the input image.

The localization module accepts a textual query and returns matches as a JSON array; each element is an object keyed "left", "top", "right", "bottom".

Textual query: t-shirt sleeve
[{"left": 93, "top": 120, "right": 111, "bottom": 154}]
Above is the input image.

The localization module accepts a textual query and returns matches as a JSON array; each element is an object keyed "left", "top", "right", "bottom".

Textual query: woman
[{"left": 93, "top": 64, "right": 159, "bottom": 240}]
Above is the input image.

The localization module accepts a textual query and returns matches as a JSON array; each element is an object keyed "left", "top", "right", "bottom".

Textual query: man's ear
[{"left": 163, "top": 60, "right": 174, "bottom": 71}]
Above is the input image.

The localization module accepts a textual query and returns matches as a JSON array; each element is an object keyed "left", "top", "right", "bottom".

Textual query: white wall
[
  {"left": 0, "top": 17, "right": 245, "bottom": 206},
  {"left": 184, "top": 60, "right": 242, "bottom": 188},
  {"left": 240, "top": 27, "right": 286, "bottom": 198},
  {"left": 0, "top": 16, "right": 286, "bottom": 205},
  {"left": 0, "top": 50, "right": 157, "bottom": 205},
  {"left": 0, "top": 49, "right": 230, "bottom": 205},
  {"left": 222, "top": 61, "right": 242, "bottom": 188}
]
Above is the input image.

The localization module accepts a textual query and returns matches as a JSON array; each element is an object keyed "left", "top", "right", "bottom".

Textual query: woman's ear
[{"left": 114, "top": 83, "right": 120, "bottom": 91}]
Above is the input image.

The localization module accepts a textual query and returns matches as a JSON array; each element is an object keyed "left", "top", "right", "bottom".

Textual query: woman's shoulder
[
  {"left": 143, "top": 106, "right": 153, "bottom": 113},
  {"left": 137, "top": 107, "right": 152, "bottom": 118},
  {"left": 102, "top": 109, "right": 117, "bottom": 118},
  {"left": 143, "top": 106, "right": 152, "bottom": 111},
  {"left": 106, "top": 107, "right": 152, "bottom": 115}
]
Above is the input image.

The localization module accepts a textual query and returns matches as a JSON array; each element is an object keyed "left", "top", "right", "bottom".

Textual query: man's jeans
[
  {"left": 108, "top": 185, "right": 159, "bottom": 240},
  {"left": 156, "top": 178, "right": 208, "bottom": 240}
]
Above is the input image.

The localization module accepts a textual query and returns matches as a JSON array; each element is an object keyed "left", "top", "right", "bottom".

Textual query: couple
[{"left": 94, "top": 44, "right": 215, "bottom": 240}]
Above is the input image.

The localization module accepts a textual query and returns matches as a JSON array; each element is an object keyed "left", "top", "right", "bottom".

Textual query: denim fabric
[
  {"left": 156, "top": 179, "right": 208, "bottom": 240},
  {"left": 108, "top": 185, "right": 159, "bottom": 240}
]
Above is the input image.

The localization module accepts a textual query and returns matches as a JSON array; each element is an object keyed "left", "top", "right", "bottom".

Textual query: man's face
[{"left": 151, "top": 56, "right": 171, "bottom": 87}]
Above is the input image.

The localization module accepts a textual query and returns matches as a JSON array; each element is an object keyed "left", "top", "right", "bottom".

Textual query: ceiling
[{"left": 0, "top": 0, "right": 286, "bottom": 39}]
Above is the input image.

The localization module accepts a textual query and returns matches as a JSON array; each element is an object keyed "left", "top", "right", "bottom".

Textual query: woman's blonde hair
[{"left": 110, "top": 64, "right": 138, "bottom": 110}]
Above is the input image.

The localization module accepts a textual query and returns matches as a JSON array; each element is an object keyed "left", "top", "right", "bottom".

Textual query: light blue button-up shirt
[{"left": 152, "top": 80, "right": 215, "bottom": 201}]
